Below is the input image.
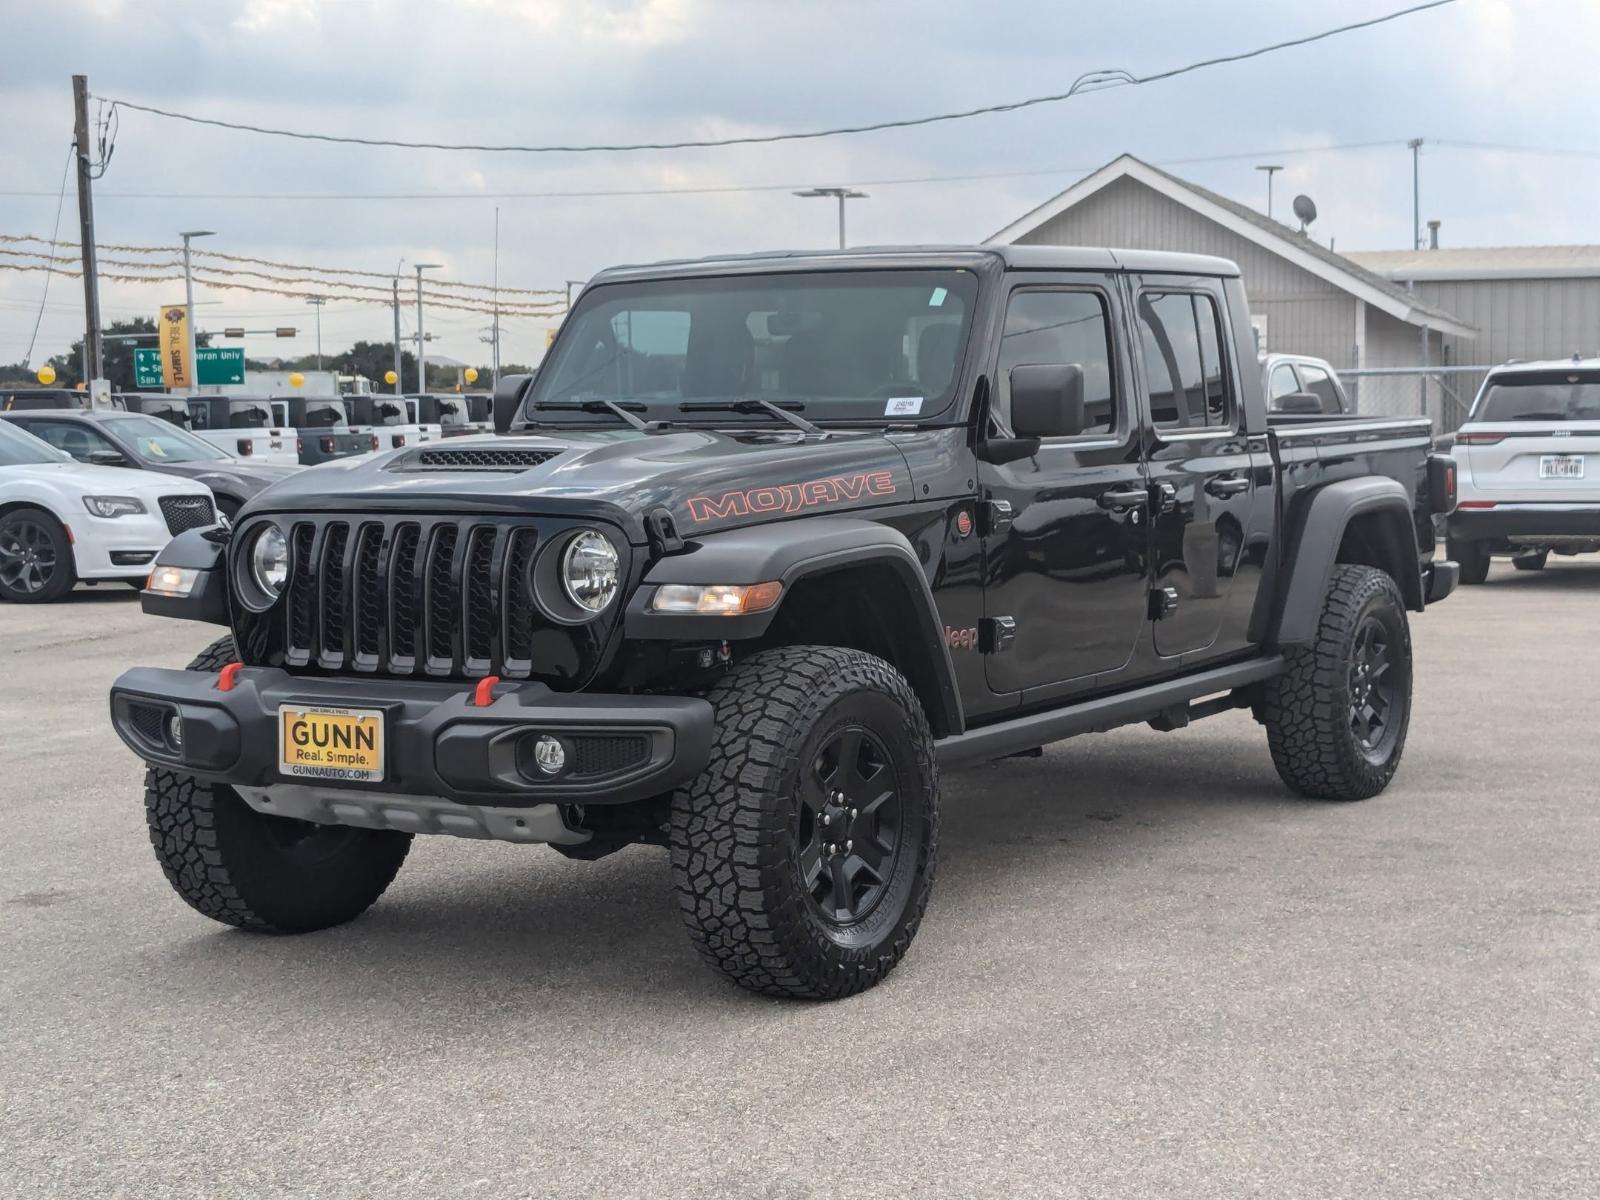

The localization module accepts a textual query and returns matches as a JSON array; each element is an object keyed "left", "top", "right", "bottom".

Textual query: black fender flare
[
  {"left": 625, "top": 516, "right": 963, "bottom": 735},
  {"left": 1267, "top": 477, "right": 1424, "bottom": 648},
  {"left": 140, "top": 528, "right": 231, "bottom": 626}
]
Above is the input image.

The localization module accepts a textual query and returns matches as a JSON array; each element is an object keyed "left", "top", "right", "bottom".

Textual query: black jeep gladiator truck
[{"left": 111, "top": 246, "right": 1458, "bottom": 999}]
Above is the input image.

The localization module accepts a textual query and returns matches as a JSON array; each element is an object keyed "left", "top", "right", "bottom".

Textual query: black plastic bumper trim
[{"left": 108, "top": 666, "right": 714, "bottom": 806}]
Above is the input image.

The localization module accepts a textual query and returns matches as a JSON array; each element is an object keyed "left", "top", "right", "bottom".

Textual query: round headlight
[
  {"left": 249, "top": 524, "right": 289, "bottom": 597},
  {"left": 560, "top": 530, "right": 619, "bottom": 614}
]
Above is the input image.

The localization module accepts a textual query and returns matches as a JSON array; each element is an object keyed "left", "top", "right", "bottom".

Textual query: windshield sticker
[
  {"left": 884, "top": 396, "right": 923, "bottom": 417},
  {"left": 929, "top": 287, "right": 948, "bottom": 307},
  {"left": 686, "top": 469, "right": 897, "bottom": 524}
]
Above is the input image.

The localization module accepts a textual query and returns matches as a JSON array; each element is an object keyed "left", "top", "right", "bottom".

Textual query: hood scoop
[{"left": 401, "top": 446, "right": 562, "bottom": 472}]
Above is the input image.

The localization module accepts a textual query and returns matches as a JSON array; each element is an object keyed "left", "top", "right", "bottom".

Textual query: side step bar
[{"left": 935, "top": 656, "right": 1284, "bottom": 769}]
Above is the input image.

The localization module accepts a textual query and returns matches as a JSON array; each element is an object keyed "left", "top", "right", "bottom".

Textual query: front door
[
  {"left": 980, "top": 279, "right": 1150, "bottom": 697},
  {"left": 1131, "top": 279, "right": 1261, "bottom": 659}
]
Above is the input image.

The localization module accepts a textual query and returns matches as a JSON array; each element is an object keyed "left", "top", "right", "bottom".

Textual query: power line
[
  {"left": 22, "top": 145, "right": 75, "bottom": 368},
  {"left": 96, "top": 2, "right": 1457, "bottom": 155},
  {"left": 0, "top": 140, "right": 1414, "bottom": 202}
]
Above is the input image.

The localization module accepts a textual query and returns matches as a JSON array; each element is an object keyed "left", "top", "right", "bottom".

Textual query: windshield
[
  {"left": 104, "top": 415, "right": 229, "bottom": 463},
  {"left": 529, "top": 269, "right": 978, "bottom": 424},
  {"left": 0, "top": 420, "right": 68, "bottom": 466},
  {"left": 1475, "top": 372, "right": 1600, "bottom": 422}
]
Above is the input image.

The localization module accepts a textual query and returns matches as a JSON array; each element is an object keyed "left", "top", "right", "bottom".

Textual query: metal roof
[{"left": 1346, "top": 246, "right": 1600, "bottom": 281}]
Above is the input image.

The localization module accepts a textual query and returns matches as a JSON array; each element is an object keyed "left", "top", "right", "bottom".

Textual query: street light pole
[
  {"left": 414, "top": 263, "right": 441, "bottom": 393},
  {"left": 179, "top": 230, "right": 215, "bottom": 395},
  {"left": 305, "top": 298, "right": 325, "bottom": 373},
  {"left": 793, "top": 187, "right": 868, "bottom": 249},
  {"left": 1409, "top": 138, "right": 1424, "bottom": 250}
]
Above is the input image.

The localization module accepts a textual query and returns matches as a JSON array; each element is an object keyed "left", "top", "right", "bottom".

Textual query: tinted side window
[
  {"left": 1297, "top": 364, "right": 1342, "bottom": 414},
  {"left": 996, "top": 290, "right": 1116, "bottom": 437},
  {"left": 1269, "top": 364, "right": 1300, "bottom": 401},
  {"left": 1138, "top": 291, "right": 1231, "bottom": 430},
  {"left": 24, "top": 420, "right": 117, "bottom": 462}
]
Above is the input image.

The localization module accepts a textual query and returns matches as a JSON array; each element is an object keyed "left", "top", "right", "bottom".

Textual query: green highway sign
[{"left": 133, "top": 346, "right": 246, "bottom": 388}]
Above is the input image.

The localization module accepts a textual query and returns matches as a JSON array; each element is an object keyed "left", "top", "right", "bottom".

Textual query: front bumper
[
  {"left": 1448, "top": 503, "right": 1600, "bottom": 545},
  {"left": 72, "top": 512, "right": 182, "bottom": 579},
  {"left": 1425, "top": 559, "right": 1459, "bottom": 604},
  {"left": 109, "top": 665, "right": 714, "bottom": 807}
]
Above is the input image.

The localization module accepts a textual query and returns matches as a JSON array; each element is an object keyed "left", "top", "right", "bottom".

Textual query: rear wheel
[
  {"left": 670, "top": 646, "right": 938, "bottom": 1000},
  {"left": 144, "top": 636, "right": 412, "bottom": 933},
  {"left": 0, "top": 507, "right": 75, "bottom": 603},
  {"left": 1511, "top": 549, "right": 1549, "bottom": 572},
  {"left": 1448, "top": 535, "right": 1490, "bottom": 585},
  {"left": 1259, "top": 564, "right": 1414, "bottom": 801}
]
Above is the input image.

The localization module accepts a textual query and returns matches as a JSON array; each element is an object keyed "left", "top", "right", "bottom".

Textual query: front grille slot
[
  {"left": 269, "top": 515, "right": 576, "bottom": 680},
  {"left": 158, "top": 495, "right": 216, "bottom": 535}
]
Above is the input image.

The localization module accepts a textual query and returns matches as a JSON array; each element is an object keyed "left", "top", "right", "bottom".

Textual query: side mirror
[
  {"left": 88, "top": 449, "right": 129, "bottom": 467},
  {"left": 492, "top": 373, "right": 534, "bottom": 435},
  {"left": 1009, "top": 364, "right": 1087, "bottom": 439},
  {"left": 1273, "top": 391, "right": 1323, "bottom": 415}
]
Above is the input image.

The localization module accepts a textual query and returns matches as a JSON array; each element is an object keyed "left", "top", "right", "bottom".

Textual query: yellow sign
[
  {"left": 159, "top": 305, "right": 191, "bottom": 389},
  {"left": 546, "top": 327, "right": 558, "bottom": 349}
]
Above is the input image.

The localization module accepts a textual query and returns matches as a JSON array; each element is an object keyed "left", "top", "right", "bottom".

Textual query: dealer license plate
[
  {"left": 278, "top": 705, "right": 385, "bottom": 782},
  {"left": 1539, "top": 454, "right": 1585, "bottom": 479}
]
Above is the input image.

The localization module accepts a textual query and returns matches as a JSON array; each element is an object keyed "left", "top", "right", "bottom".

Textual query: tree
[{"left": 45, "top": 318, "right": 211, "bottom": 392}]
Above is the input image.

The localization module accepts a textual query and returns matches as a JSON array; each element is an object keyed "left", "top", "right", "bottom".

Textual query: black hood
[{"left": 244, "top": 428, "right": 930, "bottom": 542}]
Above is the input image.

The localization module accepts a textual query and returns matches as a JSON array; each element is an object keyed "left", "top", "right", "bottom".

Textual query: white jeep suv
[{"left": 1447, "top": 358, "right": 1600, "bottom": 583}]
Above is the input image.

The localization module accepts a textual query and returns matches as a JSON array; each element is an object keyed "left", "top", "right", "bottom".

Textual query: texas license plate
[
  {"left": 1540, "top": 454, "right": 1585, "bottom": 479},
  {"left": 278, "top": 705, "right": 385, "bottom": 781}
]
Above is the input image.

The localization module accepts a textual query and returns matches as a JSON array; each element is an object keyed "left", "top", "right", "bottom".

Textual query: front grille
[
  {"left": 571, "top": 734, "right": 649, "bottom": 777},
  {"left": 273, "top": 516, "right": 550, "bottom": 679},
  {"left": 158, "top": 495, "right": 216, "bottom": 535},
  {"left": 411, "top": 447, "right": 560, "bottom": 471}
]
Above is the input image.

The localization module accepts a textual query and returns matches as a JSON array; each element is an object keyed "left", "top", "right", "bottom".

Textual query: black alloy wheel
[
  {"left": 0, "top": 509, "right": 74, "bottom": 603},
  {"left": 1348, "top": 614, "right": 1400, "bottom": 762},
  {"left": 799, "top": 726, "right": 903, "bottom": 926}
]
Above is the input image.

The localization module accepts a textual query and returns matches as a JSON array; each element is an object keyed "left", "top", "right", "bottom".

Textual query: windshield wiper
[
  {"left": 677, "top": 399, "right": 823, "bottom": 436},
  {"left": 533, "top": 399, "right": 663, "bottom": 433}
]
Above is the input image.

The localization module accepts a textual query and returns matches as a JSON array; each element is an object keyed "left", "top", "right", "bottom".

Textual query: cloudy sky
[{"left": 2, "top": 0, "right": 1597, "bottom": 374}]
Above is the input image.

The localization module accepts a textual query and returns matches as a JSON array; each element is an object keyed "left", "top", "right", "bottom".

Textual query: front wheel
[
  {"left": 670, "top": 646, "right": 938, "bottom": 1000},
  {"left": 1259, "top": 564, "right": 1414, "bottom": 801},
  {"left": 144, "top": 636, "right": 412, "bottom": 933},
  {"left": 0, "top": 507, "right": 76, "bottom": 603}
]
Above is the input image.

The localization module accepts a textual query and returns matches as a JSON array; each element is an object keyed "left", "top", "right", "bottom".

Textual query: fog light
[
  {"left": 531, "top": 734, "right": 566, "bottom": 777},
  {"left": 167, "top": 713, "right": 184, "bottom": 750}
]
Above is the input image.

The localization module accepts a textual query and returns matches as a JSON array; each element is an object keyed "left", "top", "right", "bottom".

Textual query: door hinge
[
  {"left": 979, "top": 499, "right": 1014, "bottom": 536},
  {"left": 980, "top": 615, "right": 1017, "bottom": 653},
  {"left": 1148, "top": 586, "right": 1180, "bottom": 620}
]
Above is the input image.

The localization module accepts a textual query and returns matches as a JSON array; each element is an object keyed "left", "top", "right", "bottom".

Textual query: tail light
[
  {"left": 296, "top": 437, "right": 304, "bottom": 455},
  {"left": 1456, "top": 432, "right": 1505, "bottom": 446},
  {"left": 391, "top": 433, "right": 406, "bottom": 448},
  {"left": 371, "top": 434, "right": 380, "bottom": 452},
  {"left": 235, "top": 438, "right": 254, "bottom": 456},
  {"left": 1426, "top": 454, "right": 1457, "bottom": 514},
  {"left": 320, "top": 436, "right": 336, "bottom": 454},
  {"left": 1458, "top": 500, "right": 1498, "bottom": 509}
]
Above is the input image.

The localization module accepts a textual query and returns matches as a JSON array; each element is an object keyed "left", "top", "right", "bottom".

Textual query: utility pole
[
  {"left": 391, "top": 277, "right": 403, "bottom": 395},
  {"left": 305, "top": 297, "right": 325, "bottom": 372},
  {"left": 72, "top": 75, "right": 104, "bottom": 386},
  {"left": 1408, "top": 138, "right": 1424, "bottom": 250},
  {"left": 794, "top": 187, "right": 868, "bottom": 249},
  {"left": 491, "top": 208, "right": 501, "bottom": 388},
  {"left": 414, "top": 263, "right": 441, "bottom": 393},
  {"left": 1255, "top": 165, "right": 1283, "bottom": 219}
]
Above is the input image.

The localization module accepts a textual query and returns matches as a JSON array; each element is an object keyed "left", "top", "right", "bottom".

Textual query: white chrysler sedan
[{"left": 0, "top": 418, "right": 220, "bottom": 603}]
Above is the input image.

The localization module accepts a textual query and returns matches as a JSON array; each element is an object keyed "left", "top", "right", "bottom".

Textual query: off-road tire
[
  {"left": 1448, "top": 535, "right": 1490, "bottom": 585},
  {"left": 670, "top": 646, "right": 938, "bottom": 1000},
  {"left": 0, "top": 506, "right": 76, "bottom": 603},
  {"left": 1259, "top": 564, "right": 1413, "bottom": 801},
  {"left": 1511, "top": 550, "right": 1549, "bottom": 572},
  {"left": 144, "top": 635, "right": 411, "bottom": 933}
]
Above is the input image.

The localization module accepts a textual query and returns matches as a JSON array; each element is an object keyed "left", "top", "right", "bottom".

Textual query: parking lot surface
[{"left": 3, "top": 564, "right": 1597, "bottom": 1199}]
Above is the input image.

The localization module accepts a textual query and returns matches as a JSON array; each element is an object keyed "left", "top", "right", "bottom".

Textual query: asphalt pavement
[{"left": 2, "top": 562, "right": 1596, "bottom": 1198}]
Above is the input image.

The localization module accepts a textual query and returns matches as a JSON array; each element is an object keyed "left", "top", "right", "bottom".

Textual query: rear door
[
  {"left": 978, "top": 276, "right": 1151, "bottom": 697},
  {"left": 1460, "top": 370, "right": 1600, "bottom": 501},
  {"left": 1132, "top": 277, "right": 1265, "bottom": 660}
]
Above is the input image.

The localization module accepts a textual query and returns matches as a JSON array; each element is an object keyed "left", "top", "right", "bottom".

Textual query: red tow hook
[
  {"left": 472, "top": 675, "right": 501, "bottom": 706},
  {"left": 217, "top": 662, "right": 244, "bottom": 692}
]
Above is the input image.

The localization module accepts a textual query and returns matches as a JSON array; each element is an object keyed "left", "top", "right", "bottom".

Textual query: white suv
[{"left": 1446, "top": 358, "right": 1600, "bottom": 583}]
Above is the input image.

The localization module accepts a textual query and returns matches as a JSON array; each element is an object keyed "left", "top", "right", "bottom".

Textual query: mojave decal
[{"left": 685, "top": 469, "right": 898, "bottom": 524}]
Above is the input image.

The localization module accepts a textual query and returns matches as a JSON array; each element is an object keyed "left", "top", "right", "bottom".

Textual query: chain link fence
[{"left": 1342, "top": 366, "right": 1492, "bottom": 433}]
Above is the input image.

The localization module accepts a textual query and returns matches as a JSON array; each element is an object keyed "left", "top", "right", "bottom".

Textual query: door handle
[
  {"left": 1098, "top": 487, "right": 1149, "bottom": 510},
  {"left": 1204, "top": 476, "right": 1251, "bottom": 498}
]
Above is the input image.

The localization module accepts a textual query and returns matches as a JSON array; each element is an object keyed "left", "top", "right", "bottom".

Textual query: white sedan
[{"left": 0, "top": 418, "right": 220, "bottom": 603}]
